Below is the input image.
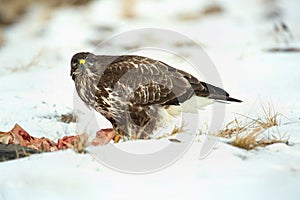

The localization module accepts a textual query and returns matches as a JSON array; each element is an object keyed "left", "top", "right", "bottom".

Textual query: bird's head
[{"left": 70, "top": 52, "right": 97, "bottom": 80}]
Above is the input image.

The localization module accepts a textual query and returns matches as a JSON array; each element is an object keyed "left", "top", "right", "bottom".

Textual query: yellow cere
[{"left": 79, "top": 59, "right": 86, "bottom": 65}]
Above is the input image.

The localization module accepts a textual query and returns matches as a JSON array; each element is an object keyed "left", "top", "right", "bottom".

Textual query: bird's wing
[
  {"left": 174, "top": 69, "right": 240, "bottom": 102},
  {"left": 97, "top": 55, "right": 197, "bottom": 106},
  {"left": 97, "top": 55, "right": 241, "bottom": 106}
]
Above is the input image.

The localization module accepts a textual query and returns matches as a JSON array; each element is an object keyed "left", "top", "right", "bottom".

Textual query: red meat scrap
[{"left": 0, "top": 124, "right": 88, "bottom": 152}]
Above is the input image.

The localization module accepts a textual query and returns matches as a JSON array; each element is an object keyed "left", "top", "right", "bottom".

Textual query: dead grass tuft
[
  {"left": 218, "top": 119, "right": 251, "bottom": 138},
  {"left": 156, "top": 122, "right": 187, "bottom": 140},
  {"left": 253, "top": 103, "right": 280, "bottom": 128},
  {"left": 219, "top": 103, "right": 289, "bottom": 150},
  {"left": 60, "top": 113, "right": 78, "bottom": 123},
  {"left": 232, "top": 127, "right": 264, "bottom": 150}
]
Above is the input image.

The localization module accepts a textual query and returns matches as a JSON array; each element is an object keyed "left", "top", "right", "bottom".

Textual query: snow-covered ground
[{"left": 1, "top": 0, "right": 300, "bottom": 199}]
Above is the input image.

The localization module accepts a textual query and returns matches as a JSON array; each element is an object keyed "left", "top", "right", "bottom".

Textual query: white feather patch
[
  {"left": 165, "top": 96, "right": 214, "bottom": 117},
  {"left": 165, "top": 106, "right": 181, "bottom": 117}
]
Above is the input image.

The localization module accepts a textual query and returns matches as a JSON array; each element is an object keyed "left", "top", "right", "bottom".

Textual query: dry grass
[
  {"left": 156, "top": 122, "right": 187, "bottom": 140},
  {"left": 219, "top": 104, "right": 289, "bottom": 150},
  {"left": 218, "top": 119, "right": 252, "bottom": 138},
  {"left": 60, "top": 113, "right": 78, "bottom": 123},
  {"left": 254, "top": 103, "right": 280, "bottom": 128}
]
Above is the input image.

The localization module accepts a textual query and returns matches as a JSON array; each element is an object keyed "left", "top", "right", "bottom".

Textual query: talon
[
  {"left": 113, "top": 134, "right": 122, "bottom": 143},
  {"left": 92, "top": 128, "right": 116, "bottom": 146}
]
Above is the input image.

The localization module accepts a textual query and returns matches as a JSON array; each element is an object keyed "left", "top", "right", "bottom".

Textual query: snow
[{"left": 1, "top": 0, "right": 300, "bottom": 199}]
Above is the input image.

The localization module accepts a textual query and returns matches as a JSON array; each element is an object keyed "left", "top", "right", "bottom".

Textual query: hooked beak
[
  {"left": 70, "top": 64, "right": 86, "bottom": 80},
  {"left": 80, "top": 64, "right": 85, "bottom": 71}
]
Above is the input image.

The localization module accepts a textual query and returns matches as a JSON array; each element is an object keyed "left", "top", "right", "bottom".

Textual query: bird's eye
[{"left": 79, "top": 59, "right": 86, "bottom": 65}]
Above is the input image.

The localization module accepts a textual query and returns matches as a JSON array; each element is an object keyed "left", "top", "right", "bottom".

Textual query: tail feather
[
  {"left": 225, "top": 97, "right": 242, "bottom": 102},
  {"left": 177, "top": 68, "right": 242, "bottom": 104}
]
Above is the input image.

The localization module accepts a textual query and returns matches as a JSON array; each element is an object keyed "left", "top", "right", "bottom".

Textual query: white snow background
[{"left": 1, "top": 0, "right": 300, "bottom": 199}]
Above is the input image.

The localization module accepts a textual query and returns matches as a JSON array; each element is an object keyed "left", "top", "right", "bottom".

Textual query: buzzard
[{"left": 70, "top": 52, "right": 241, "bottom": 143}]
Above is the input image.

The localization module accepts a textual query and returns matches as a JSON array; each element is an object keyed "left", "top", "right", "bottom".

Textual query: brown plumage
[{"left": 70, "top": 52, "right": 241, "bottom": 139}]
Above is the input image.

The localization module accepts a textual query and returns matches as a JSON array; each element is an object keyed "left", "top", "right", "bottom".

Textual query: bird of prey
[{"left": 70, "top": 52, "right": 241, "bottom": 143}]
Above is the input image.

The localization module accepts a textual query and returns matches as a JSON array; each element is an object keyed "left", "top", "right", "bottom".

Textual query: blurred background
[{"left": 0, "top": 0, "right": 299, "bottom": 69}]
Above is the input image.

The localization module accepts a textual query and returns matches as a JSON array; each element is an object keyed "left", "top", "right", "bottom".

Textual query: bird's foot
[{"left": 91, "top": 128, "right": 121, "bottom": 146}]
